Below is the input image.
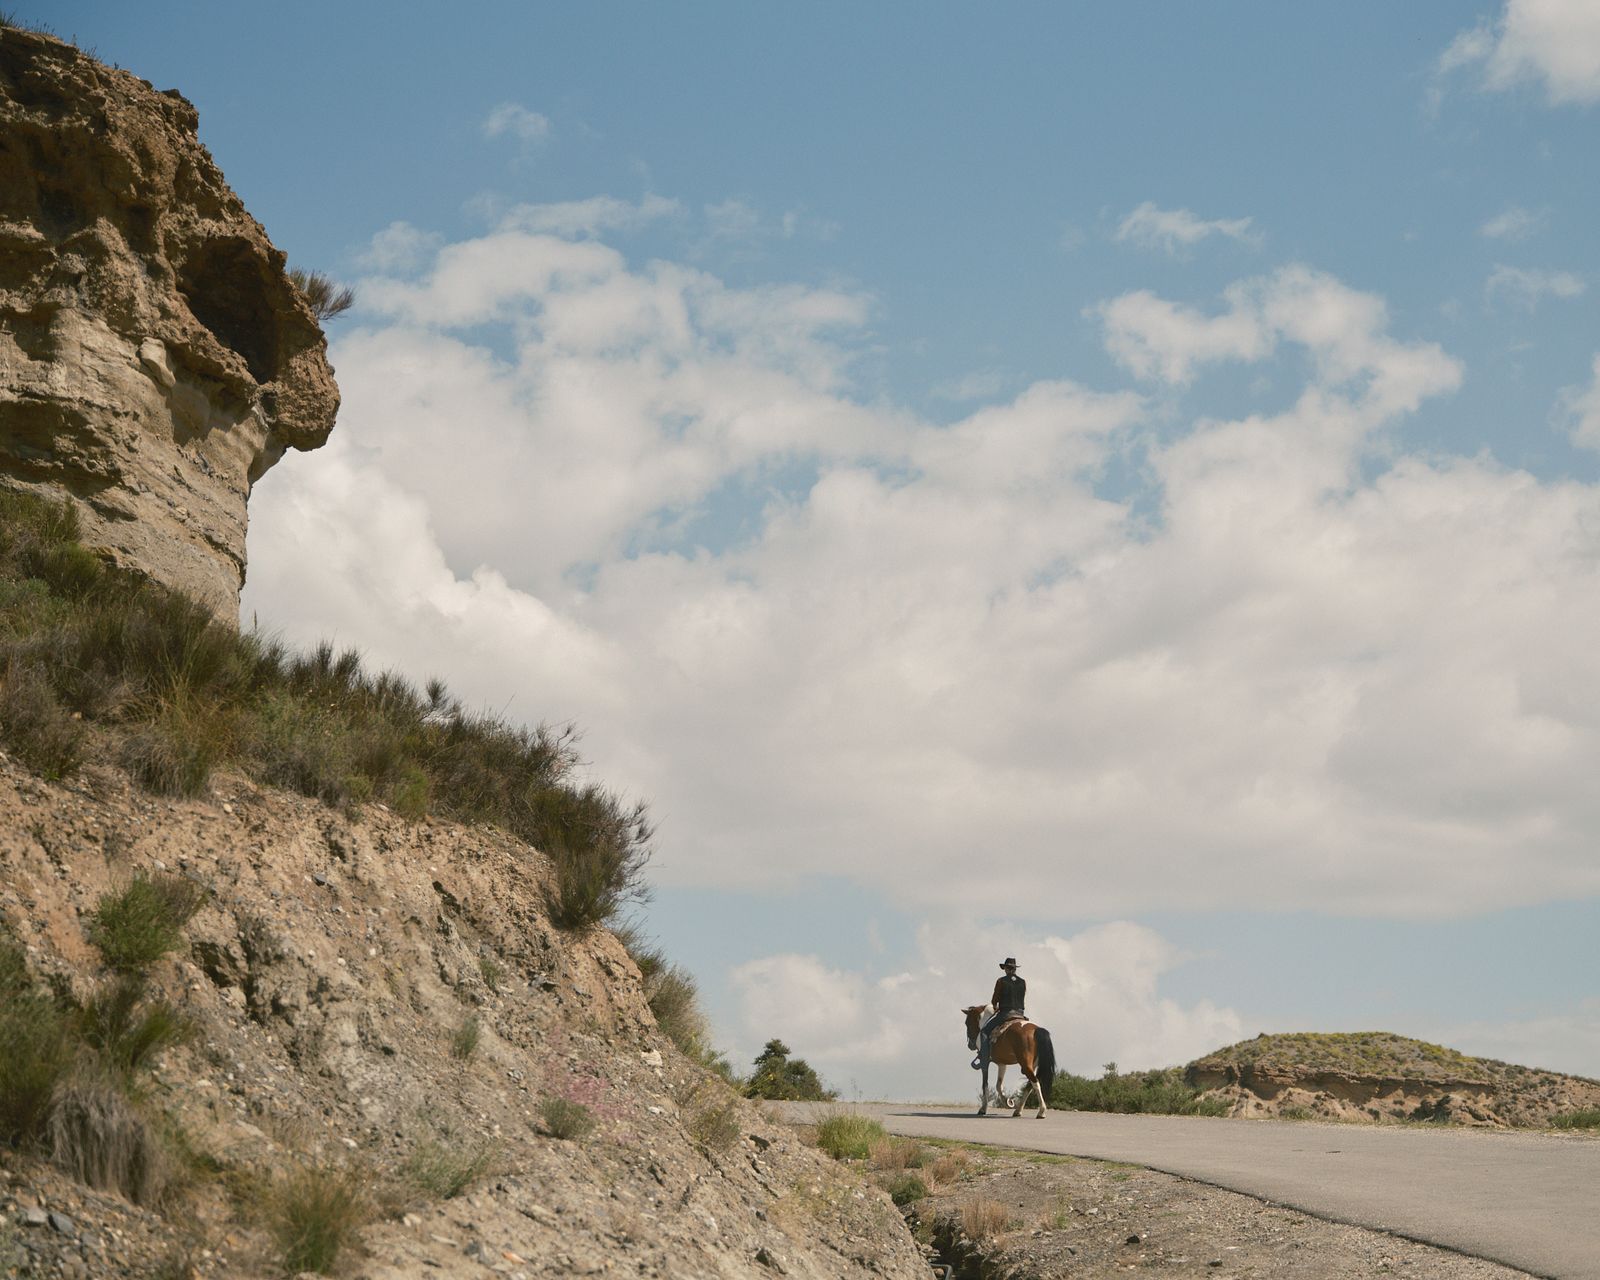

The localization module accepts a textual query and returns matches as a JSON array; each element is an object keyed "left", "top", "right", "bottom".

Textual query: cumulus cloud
[
  {"left": 1479, "top": 207, "right": 1546, "bottom": 241},
  {"left": 1096, "top": 266, "right": 1462, "bottom": 416},
  {"left": 1114, "top": 202, "right": 1258, "bottom": 255},
  {"left": 482, "top": 101, "right": 552, "bottom": 142},
  {"left": 1440, "top": 1, "right": 1600, "bottom": 105},
  {"left": 727, "top": 922, "right": 1244, "bottom": 1099},
  {"left": 1485, "top": 264, "right": 1586, "bottom": 309},
  {"left": 246, "top": 223, "right": 1600, "bottom": 932}
]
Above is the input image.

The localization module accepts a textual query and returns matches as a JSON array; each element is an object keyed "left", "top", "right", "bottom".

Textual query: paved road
[{"left": 776, "top": 1103, "right": 1600, "bottom": 1279}]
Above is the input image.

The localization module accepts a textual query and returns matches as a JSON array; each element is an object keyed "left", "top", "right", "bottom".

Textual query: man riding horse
[
  {"left": 979, "top": 956, "right": 1026, "bottom": 1063},
  {"left": 961, "top": 956, "right": 1054, "bottom": 1117}
]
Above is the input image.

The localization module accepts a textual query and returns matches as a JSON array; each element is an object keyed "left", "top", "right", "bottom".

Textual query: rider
[{"left": 979, "top": 957, "right": 1026, "bottom": 1061}]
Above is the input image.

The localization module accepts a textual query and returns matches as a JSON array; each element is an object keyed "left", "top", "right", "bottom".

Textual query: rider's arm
[{"left": 990, "top": 977, "right": 1005, "bottom": 1008}]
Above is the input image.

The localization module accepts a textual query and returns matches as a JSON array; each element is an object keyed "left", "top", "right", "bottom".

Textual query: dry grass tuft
[
  {"left": 539, "top": 1096, "right": 596, "bottom": 1141},
  {"left": 686, "top": 1090, "right": 742, "bottom": 1151},
  {"left": 450, "top": 1015, "right": 481, "bottom": 1061},
  {"left": 268, "top": 1163, "right": 369, "bottom": 1275},
  {"left": 403, "top": 1136, "right": 496, "bottom": 1200},
  {"left": 48, "top": 1071, "right": 171, "bottom": 1205},
  {"left": 928, "top": 1148, "right": 970, "bottom": 1185},
  {"left": 868, "top": 1135, "right": 925, "bottom": 1170},
  {"left": 960, "top": 1196, "right": 1012, "bottom": 1241}
]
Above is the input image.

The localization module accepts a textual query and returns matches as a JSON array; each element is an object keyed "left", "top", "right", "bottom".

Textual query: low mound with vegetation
[
  {"left": 1193, "top": 1032, "right": 1529, "bottom": 1082},
  {"left": 1186, "top": 1031, "right": 1600, "bottom": 1129}
]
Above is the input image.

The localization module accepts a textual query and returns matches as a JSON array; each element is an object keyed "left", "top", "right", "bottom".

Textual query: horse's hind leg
[{"left": 1011, "top": 1075, "right": 1031, "bottom": 1117}]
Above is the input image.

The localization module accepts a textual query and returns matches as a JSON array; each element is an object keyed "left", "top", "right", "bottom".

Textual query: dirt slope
[{"left": 0, "top": 750, "right": 929, "bottom": 1279}]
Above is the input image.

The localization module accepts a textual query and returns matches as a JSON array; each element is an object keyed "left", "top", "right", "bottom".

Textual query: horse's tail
[{"left": 1034, "top": 1027, "right": 1056, "bottom": 1101}]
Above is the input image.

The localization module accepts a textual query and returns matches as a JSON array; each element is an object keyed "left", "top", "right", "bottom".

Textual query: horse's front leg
[
  {"left": 978, "top": 1060, "right": 989, "bottom": 1116},
  {"left": 993, "top": 1062, "right": 1009, "bottom": 1110}
]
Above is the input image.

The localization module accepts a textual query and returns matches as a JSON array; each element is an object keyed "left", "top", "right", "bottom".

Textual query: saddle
[{"left": 971, "top": 1011, "right": 1029, "bottom": 1069}]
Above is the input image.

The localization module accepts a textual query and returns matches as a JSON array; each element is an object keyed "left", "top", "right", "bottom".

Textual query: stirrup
[{"left": 971, "top": 1054, "right": 983, "bottom": 1070}]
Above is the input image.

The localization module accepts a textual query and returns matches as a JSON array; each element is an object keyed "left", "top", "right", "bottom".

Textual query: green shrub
[
  {"left": 1552, "top": 1108, "right": 1600, "bottom": 1130},
  {"left": 813, "top": 1111, "right": 885, "bottom": 1161},
  {"left": 74, "top": 975, "right": 192, "bottom": 1076},
  {"left": 0, "top": 935, "right": 73, "bottom": 1148},
  {"left": 539, "top": 1096, "right": 596, "bottom": 1141},
  {"left": 1051, "top": 1063, "right": 1228, "bottom": 1116},
  {"left": 539, "top": 787, "right": 653, "bottom": 929},
  {"left": 403, "top": 1137, "right": 496, "bottom": 1199},
  {"left": 477, "top": 956, "right": 502, "bottom": 993},
  {"left": 87, "top": 872, "right": 207, "bottom": 974},
  {"left": 886, "top": 1172, "right": 927, "bottom": 1206},
  {"left": 269, "top": 1164, "right": 369, "bottom": 1275},
  {"left": 744, "top": 1039, "right": 835, "bottom": 1102}
]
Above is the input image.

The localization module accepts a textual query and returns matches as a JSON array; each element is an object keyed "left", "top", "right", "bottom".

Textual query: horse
[{"left": 961, "top": 1005, "right": 1056, "bottom": 1118}]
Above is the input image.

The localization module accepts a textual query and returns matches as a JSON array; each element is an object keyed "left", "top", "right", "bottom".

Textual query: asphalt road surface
[{"left": 776, "top": 1103, "right": 1600, "bottom": 1279}]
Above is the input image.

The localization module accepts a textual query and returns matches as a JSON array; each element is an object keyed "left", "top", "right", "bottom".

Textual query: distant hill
[{"left": 1186, "top": 1031, "right": 1600, "bottom": 1128}]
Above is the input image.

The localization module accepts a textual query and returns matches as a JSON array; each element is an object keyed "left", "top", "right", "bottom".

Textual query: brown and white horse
[{"left": 962, "top": 1005, "right": 1056, "bottom": 1118}]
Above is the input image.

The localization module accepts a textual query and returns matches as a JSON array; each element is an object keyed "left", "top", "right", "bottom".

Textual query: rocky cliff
[{"left": 0, "top": 25, "right": 338, "bottom": 618}]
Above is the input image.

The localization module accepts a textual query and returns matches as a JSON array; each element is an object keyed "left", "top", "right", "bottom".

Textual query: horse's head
[{"left": 961, "top": 1005, "right": 986, "bottom": 1051}]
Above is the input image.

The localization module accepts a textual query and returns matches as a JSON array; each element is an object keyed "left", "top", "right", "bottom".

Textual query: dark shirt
[{"left": 991, "top": 973, "right": 1026, "bottom": 1016}]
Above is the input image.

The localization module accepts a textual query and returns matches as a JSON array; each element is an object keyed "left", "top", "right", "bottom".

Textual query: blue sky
[{"left": 28, "top": 1, "right": 1600, "bottom": 1096}]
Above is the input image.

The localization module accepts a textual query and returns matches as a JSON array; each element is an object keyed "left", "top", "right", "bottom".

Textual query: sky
[{"left": 26, "top": 0, "right": 1600, "bottom": 1098}]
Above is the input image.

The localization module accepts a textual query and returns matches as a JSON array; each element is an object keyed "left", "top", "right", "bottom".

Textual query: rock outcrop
[{"left": 0, "top": 25, "right": 338, "bottom": 618}]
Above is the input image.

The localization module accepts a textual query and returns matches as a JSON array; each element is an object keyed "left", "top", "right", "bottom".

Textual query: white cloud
[
  {"left": 1479, "top": 207, "right": 1546, "bottom": 241},
  {"left": 727, "top": 922, "right": 1244, "bottom": 1100},
  {"left": 246, "top": 233, "right": 1600, "bottom": 934},
  {"left": 482, "top": 101, "right": 551, "bottom": 142},
  {"left": 1114, "top": 202, "right": 1258, "bottom": 255},
  {"left": 357, "top": 221, "right": 443, "bottom": 274},
  {"left": 1096, "top": 266, "right": 1462, "bottom": 416},
  {"left": 498, "top": 195, "right": 681, "bottom": 238},
  {"left": 1440, "top": 1, "right": 1600, "bottom": 105},
  {"left": 1485, "top": 264, "right": 1586, "bottom": 310},
  {"left": 1560, "top": 354, "right": 1600, "bottom": 450}
]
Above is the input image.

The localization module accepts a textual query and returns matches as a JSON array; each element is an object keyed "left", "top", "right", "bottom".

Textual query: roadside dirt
[{"left": 904, "top": 1141, "right": 1532, "bottom": 1280}]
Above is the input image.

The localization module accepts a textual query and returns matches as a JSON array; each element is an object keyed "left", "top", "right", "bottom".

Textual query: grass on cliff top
[
  {"left": 1190, "top": 1032, "right": 1538, "bottom": 1082},
  {"left": 0, "top": 490, "right": 650, "bottom": 930}
]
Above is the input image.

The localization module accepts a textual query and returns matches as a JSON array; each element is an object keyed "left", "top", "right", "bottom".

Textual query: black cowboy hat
[{"left": 999, "top": 957, "right": 1019, "bottom": 969}]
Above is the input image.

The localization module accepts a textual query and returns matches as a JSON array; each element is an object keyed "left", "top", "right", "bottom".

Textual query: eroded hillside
[{"left": 0, "top": 751, "right": 929, "bottom": 1278}]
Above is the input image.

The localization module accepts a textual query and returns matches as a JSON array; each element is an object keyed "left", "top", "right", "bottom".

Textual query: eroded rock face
[{"left": 0, "top": 26, "right": 338, "bottom": 617}]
